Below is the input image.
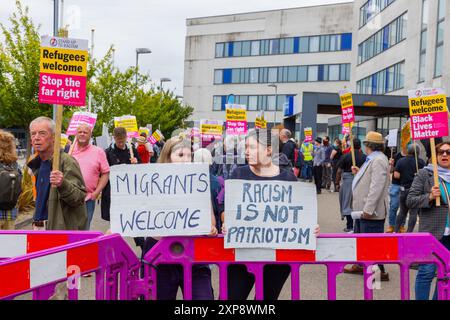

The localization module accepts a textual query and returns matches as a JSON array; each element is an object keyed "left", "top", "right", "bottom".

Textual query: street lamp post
[
  {"left": 135, "top": 48, "right": 152, "bottom": 86},
  {"left": 268, "top": 84, "right": 278, "bottom": 127}
]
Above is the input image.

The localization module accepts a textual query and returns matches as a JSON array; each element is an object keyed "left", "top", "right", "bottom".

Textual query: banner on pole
[
  {"left": 39, "top": 36, "right": 88, "bottom": 106},
  {"left": 339, "top": 89, "right": 355, "bottom": 125},
  {"left": 114, "top": 115, "right": 139, "bottom": 138},
  {"left": 226, "top": 104, "right": 248, "bottom": 136},
  {"left": 408, "top": 88, "right": 448, "bottom": 140}
]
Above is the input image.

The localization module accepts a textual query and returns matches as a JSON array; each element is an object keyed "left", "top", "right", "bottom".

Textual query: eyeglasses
[{"left": 437, "top": 150, "right": 450, "bottom": 156}]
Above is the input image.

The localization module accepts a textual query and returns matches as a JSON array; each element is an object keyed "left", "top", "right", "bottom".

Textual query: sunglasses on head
[{"left": 437, "top": 149, "right": 450, "bottom": 156}]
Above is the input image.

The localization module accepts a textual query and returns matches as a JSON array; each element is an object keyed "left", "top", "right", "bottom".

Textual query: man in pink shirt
[{"left": 72, "top": 123, "right": 110, "bottom": 230}]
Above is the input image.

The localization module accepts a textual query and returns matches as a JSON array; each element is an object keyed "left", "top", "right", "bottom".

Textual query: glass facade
[
  {"left": 360, "top": 0, "right": 396, "bottom": 27},
  {"left": 215, "top": 33, "right": 352, "bottom": 58},
  {"left": 358, "top": 13, "right": 407, "bottom": 64},
  {"left": 357, "top": 61, "right": 405, "bottom": 94},
  {"left": 212, "top": 94, "right": 295, "bottom": 112},
  {"left": 214, "top": 64, "right": 350, "bottom": 84}
]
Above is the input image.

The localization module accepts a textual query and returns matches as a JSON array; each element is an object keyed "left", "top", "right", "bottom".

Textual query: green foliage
[{"left": 0, "top": 0, "right": 193, "bottom": 148}]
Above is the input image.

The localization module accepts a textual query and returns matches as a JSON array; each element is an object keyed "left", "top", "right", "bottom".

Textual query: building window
[
  {"left": 356, "top": 61, "right": 405, "bottom": 95},
  {"left": 298, "top": 66, "right": 308, "bottom": 82},
  {"left": 215, "top": 43, "right": 225, "bottom": 58},
  {"left": 251, "top": 41, "right": 260, "bottom": 56},
  {"left": 308, "top": 66, "right": 318, "bottom": 82},
  {"left": 435, "top": 0, "right": 445, "bottom": 77},
  {"left": 299, "top": 37, "right": 309, "bottom": 53},
  {"left": 213, "top": 96, "right": 222, "bottom": 111},
  {"left": 249, "top": 68, "right": 259, "bottom": 83},
  {"left": 360, "top": 0, "right": 396, "bottom": 28},
  {"left": 419, "top": 0, "right": 428, "bottom": 82},
  {"left": 268, "top": 67, "right": 278, "bottom": 83},
  {"left": 309, "top": 36, "right": 320, "bottom": 52},
  {"left": 248, "top": 96, "right": 258, "bottom": 111},
  {"left": 241, "top": 41, "right": 251, "bottom": 56},
  {"left": 358, "top": 13, "right": 407, "bottom": 64},
  {"left": 214, "top": 70, "right": 223, "bottom": 84}
]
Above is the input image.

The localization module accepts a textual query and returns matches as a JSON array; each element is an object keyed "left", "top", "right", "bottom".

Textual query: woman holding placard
[
  {"left": 222, "top": 129, "right": 320, "bottom": 300},
  {"left": 142, "top": 135, "right": 218, "bottom": 300},
  {"left": 407, "top": 142, "right": 450, "bottom": 300}
]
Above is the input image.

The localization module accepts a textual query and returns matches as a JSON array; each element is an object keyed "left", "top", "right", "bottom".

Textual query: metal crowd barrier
[
  {"left": 0, "top": 233, "right": 142, "bottom": 300},
  {"left": 142, "top": 233, "right": 450, "bottom": 300},
  {"left": 1, "top": 232, "right": 449, "bottom": 300}
]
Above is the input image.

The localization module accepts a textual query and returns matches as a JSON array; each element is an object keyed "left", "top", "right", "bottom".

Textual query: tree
[
  {"left": 88, "top": 48, "right": 193, "bottom": 139},
  {"left": 0, "top": 1, "right": 76, "bottom": 155}
]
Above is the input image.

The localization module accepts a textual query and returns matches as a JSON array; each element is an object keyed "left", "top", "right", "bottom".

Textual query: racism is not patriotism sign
[
  {"left": 39, "top": 36, "right": 88, "bottom": 106},
  {"left": 408, "top": 88, "right": 448, "bottom": 140},
  {"left": 109, "top": 163, "right": 212, "bottom": 237},
  {"left": 224, "top": 180, "right": 317, "bottom": 250}
]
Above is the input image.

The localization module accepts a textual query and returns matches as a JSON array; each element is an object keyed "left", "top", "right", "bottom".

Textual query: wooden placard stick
[
  {"left": 349, "top": 123, "right": 356, "bottom": 168},
  {"left": 413, "top": 140, "right": 419, "bottom": 173},
  {"left": 68, "top": 137, "right": 77, "bottom": 156},
  {"left": 52, "top": 105, "right": 63, "bottom": 186},
  {"left": 430, "top": 138, "right": 440, "bottom": 207}
]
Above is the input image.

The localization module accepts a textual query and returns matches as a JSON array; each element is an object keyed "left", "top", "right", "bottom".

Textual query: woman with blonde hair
[
  {"left": 0, "top": 129, "right": 22, "bottom": 230},
  {"left": 143, "top": 135, "right": 218, "bottom": 300}
]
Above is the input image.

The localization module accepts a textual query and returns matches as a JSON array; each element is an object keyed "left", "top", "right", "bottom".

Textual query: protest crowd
[{"left": 1, "top": 105, "right": 449, "bottom": 301}]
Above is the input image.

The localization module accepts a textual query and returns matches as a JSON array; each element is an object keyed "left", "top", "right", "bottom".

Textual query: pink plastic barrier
[
  {"left": 0, "top": 231, "right": 102, "bottom": 260},
  {"left": 142, "top": 233, "right": 450, "bottom": 300},
  {"left": 0, "top": 234, "right": 141, "bottom": 300}
]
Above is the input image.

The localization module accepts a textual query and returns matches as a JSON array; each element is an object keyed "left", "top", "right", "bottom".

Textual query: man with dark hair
[
  {"left": 345, "top": 131, "right": 390, "bottom": 281},
  {"left": 322, "top": 136, "right": 333, "bottom": 191}
]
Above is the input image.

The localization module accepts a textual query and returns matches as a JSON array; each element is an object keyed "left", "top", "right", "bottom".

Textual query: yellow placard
[
  {"left": 139, "top": 127, "right": 150, "bottom": 136},
  {"left": 200, "top": 124, "right": 223, "bottom": 135},
  {"left": 408, "top": 94, "right": 448, "bottom": 116},
  {"left": 40, "top": 47, "right": 88, "bottom": 77},
  {"left": 60, "top": 134, "right": 69, "bottom": 149},
  {"left": 226, "top": 108, "right": 247, "bottom": 121},
  {"left": 152, "top": 131, "right": 161, "bottom": 141},
  {"left": 304, "top": 129, "right": 312, "bottom": 136},
  {"left": 114, "top": 116, "right": 138, "bottom": 134},
  {"left": 340, "top": 93, "right": 353, "bottom": 109},
  {"left": 401, "top": 121, "right": 411, "bottom": 153}
]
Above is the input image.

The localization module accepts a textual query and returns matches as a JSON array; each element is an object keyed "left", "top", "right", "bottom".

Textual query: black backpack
[{"left": 0, "top": 162, "right": 22, "bottom": 210}]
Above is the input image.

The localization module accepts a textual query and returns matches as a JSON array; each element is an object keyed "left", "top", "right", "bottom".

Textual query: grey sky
[{"left": 0, "top": 0, "right": 349, "bottom": 96}]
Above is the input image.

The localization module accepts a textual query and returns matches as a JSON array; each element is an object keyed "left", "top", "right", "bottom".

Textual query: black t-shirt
[
  {"left": 281, "top": 140, "right": 296, "bottom": 165},
  {"left": 394, "top": 156, "right": 426, "bottom": 188},
  {"left": 231, "top": 165, "right": 298, "bottom": 182},
  {"left": 391, "top": 152, "right": 405, "bottom": 185},
  {"left": 337, "top": 151, "right": 366, "bottom": 173},
  {"left": 105, "top": 144, "right": 141, "bottom": 166}
]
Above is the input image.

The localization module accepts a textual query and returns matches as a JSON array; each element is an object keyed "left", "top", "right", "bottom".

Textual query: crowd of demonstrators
[
  {"left": 336, "top": 138, "right": 366, "bottom": 233},
  {"left": 0, "top": 129, "right": 22, "bottom": 230},
  {"left": 71, "top": 124, "right": 110, "bottom": 230},
  {"left": 393, "top": 144, "right": 425, "bottom": 233},
  {"left": 344, "top": 131, "right": 391, "bottom": 281},
  {"left": 142, "top": 135, "right": 218, "bottom": 300}
]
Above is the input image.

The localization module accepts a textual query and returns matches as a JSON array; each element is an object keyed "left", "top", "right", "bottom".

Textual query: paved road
[{"left": 19, "top": 190, "right": 427, "bottom": 300}]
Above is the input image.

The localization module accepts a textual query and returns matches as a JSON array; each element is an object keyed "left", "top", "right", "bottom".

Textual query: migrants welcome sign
[
  {"left": 408, "top": 88, "right": 448, "bottom": 140},
  {"left": 39, "top": 36, "right": 88, "bottom": 106},
  {"left": 224, "top": 180, "right": 317, "bottom": 250},
  {"left": 110, "top": 163, "right": 212, "bottom": 237}
]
